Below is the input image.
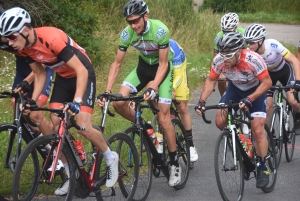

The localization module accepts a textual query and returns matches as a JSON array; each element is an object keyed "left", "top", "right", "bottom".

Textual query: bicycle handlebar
[
  {"left": 270, "top": 84, "right": 294, "bottom": 91},
  {"left": 97, "top": 92, "right": 160, "bottom": 113},
  {"left": 22, "top": 104, "right": 85, "bottom": 130},
  {"left": 199, "top": 102, "right": 253, "bottom": 124}
]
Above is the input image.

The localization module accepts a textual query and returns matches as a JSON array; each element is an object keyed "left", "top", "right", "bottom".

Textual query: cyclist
[
  {"left": 97, "top": 0, "right": 181, "bottom": 187},
  {"left": 243, "top": 24, "right": 300, "bottom": 134},
  {"left": 169, "top": 39, "right": 198, "bottom": 162},
  {"left": 212, "top": 13, "right": 245, "bottom": 96},
  {"left": 0, "top": 7, "right": 119, "bottom": 195},
  {"left": 195, "top": 32, "right": 272, "bottom": 189}
]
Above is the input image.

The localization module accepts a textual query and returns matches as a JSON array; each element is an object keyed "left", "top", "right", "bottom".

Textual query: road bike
[
  {"left": 267, "top": 84, "right": 296, "bottom": 168},
  {"left": 98, "top": 92, "right": 190, "bottom": 201},
  {"left": 12, "top": 103, "right": 139, "bottom": 201},
  {"left": 199, "top": 101, "right": 277, "bottom": 201}
]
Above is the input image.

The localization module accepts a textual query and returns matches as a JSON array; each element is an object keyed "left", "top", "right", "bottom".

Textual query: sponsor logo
[
  {"left": 156, "top": 27, "right": 167, "bottom": 40},
  {"left": 121, "top": 29, "right": 130, "bottom": 42},
  {"left": 270, "top": 43, "right": 278, "bottom": 48}
]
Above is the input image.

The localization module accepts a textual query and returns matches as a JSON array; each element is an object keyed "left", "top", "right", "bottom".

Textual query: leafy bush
[{"left": 202, "top": 0, "right": 249, "bottom": 13}]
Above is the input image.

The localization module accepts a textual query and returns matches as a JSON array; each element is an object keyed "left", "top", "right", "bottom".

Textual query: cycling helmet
[
  {"left": 123, "top": 0, "right": 148, "bottom": 18},
  {"left": 243, "top": 24, "right": 267, "bottom": 42},
  {"left": 217, "top": 32, "right": 245, "bottom": 52},
  {"left": 0, "top": 7, "right": 31, "bottom": 36},
  {"left": 220, "top": 13, "right": 239, "bottom": 31}
]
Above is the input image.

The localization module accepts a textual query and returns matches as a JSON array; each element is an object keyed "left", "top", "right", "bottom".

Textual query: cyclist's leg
[
  {"left": 215, "top": 83, "right": 240, "bottom": 130},
  {"left": 249, "top": 92, "right": 270, "bottom": 188},
  {"left": 217, "top": 73, "right": 227, "bottom": 96}
]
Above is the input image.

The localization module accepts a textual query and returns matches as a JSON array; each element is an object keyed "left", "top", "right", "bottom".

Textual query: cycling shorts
[
  {"left": 220, "top": 82, "right": 267, "bottom": 118},
  {"left": 267, "top": 62, "right": 295, "bottom": 97},
  {"left": 12, "top": 57, "right": 53, "bottom": 105},
  {"left": 49, "top": 69, "right": 96, "bottom": 114},
  {"left": 122, "top": 56, "right": 173, "bottom": 104},
  {"left": 173, "top": 59, "right": 189, "bottom": 100}
]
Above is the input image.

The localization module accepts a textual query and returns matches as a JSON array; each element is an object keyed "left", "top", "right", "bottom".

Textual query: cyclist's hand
[
  {"left": 64, "top": 102, "right": 80, "bottom": 115},
  {"left": 293, "top": 80, "right": 300, "bottom": 92},
  {"left": 21, "top": 99, "right": 37, "bottom": 115},
  {"left": 14, "top": 81, "right": 31, "bottom": 94},
  {"left": 239, "top": 97, "right": 252, "bottom": 111},
  {"left": 97, "top": 92, "right": 109, "bottom": 107},
  {"left": 194, "top": 100, "right": 206, "bottom": 115},
  {"left": 144, "top": 88, "right": 157, "bottom": 101}
]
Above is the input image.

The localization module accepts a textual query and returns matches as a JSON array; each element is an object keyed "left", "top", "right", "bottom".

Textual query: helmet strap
[
  {"left": 20, "top": 33, "right": 30, "bottom": 47},
  {"left": 255, "top": 38, "right": 265, "bottom": 53}
]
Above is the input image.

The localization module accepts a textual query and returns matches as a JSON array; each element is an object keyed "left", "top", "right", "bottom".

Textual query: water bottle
[
  {"left": 74, "top": 139, "right": 87, "bottom": 163},
  {"left": 284, "top": 110, "right": 289, "bottom": 131},
  {"left": 156, "top": 133, "right": 164, "bottom": 154},
  {"left": 146, "top": 127, "right": 157, "bottom": 145}
]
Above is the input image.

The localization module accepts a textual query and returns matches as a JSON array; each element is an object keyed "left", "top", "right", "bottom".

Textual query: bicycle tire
[
  {"left": 95, "top": 132, "right": 139, "bottom": 201},
  {"left": 214, "top": 131, "right": 244, "bottom": 201},
  {"left": 261, "top": 124, "right": 277, "bottom": 193},
  {"left": 267, "top": 106, "right": 283, "bottom": 168},
  {"left": 284, "top": 106, "right": 296, "bottom": 162},
  {"left": 124, "top": 126, "right": 152, "bottom": 201},
  {"left": 0, "top": 124, "right": 39, "bottom": 199},
  {"left": 171, "top": 118, "right": 190, "bottom": 190},
  {"left": 12, "top": 134, "right": 76, "bottom": 201}
]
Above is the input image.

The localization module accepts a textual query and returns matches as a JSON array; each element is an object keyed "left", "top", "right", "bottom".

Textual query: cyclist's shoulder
[
  {"left": 236, "top": 27, "right": 245, "bottom": 34},
  {"left": 264, "top": 38, "right": 285, "bottom": 49},
  {"left": 240, "top": 49, "right": 266, "bottom": 67}
]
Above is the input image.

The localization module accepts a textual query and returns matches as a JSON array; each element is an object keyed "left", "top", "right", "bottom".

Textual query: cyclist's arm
[
  {"left": 199, "top": 75, "right": 217, "bottom": 101},
  {"left": 148, "top": 48, "right": 169, "bottom": 91},
  {"left": 248, "top": 74, "right": 272, "bottom": 101},
  {"left": 297, "top": 46, "right": 300, "bottom": 62},
  {"left": 29, "top": 61, "right": 47, "bottom": 101},
  {"left": 283, "top": 51, "right": 300, "bottom": 80},
  {"left": 105, "top": 49, "right": 126, "bottom": 92},
  {"left": 23, "top": 71, "right": 35, "bottom": 85},
  {"left": 65, "top": 55, "right": 88, "bottom": 100}
]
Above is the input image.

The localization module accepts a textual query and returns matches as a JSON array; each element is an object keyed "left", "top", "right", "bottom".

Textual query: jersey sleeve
[
  {"left": 249, "top": 53, "right": 269, "bottom": 80},
  {"left": 156, "top": 23, "right": 170, "bottom": 49},
  {"left": 268, "top": 39, "right": 290, "bottom": 58},
  {"left": 213, "top": 33, "right": 220, "bottom": 53},
  {"left": 119, "top": 27, "right": 131, "bottom": 51},
  {"left": 210, "top": 55, "right": 223, "bottom": 79}
]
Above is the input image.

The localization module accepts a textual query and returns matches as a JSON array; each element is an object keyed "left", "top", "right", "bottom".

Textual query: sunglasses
[
  {"left": 219, "top": 50, "right": 237, "bottom": 59},
  {"left": 126, "top": 16, "right": 143, "bottom": 25},
  {"left": 246, "top": 41, "right": 258, "bottom": 45},
  {"left": 5, "top": 26, "right": 25, "bottom": 41}
]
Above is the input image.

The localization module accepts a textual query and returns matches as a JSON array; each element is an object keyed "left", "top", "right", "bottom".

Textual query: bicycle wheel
[
  {"left": 12, "top": 134, "right": 76, "bottom": 201},
  {"left": 124, "top": 126, "right": 152, "bottom": 201},
  {"left": 267, "top": 106, "right": 283, "bottom": 168},
  {"left": 284, "top": 106, "right": 295, "bottom": 162},
  {"left": 171, "top": 118, "right": 190, "bottom": 190},
  {"left": 95, "top": 132, "right": 139, "bottom": 201},
  {"left": 0, "top": 124, "right": 39, "bottom": 199},
  {"left": 214, "top": 131, "right": 244, "bottom": 201},
  {"left": 261, "top": 124, "right": 277, "bottom": 193}
]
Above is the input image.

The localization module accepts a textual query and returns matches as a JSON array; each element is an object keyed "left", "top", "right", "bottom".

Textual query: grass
[{"left": 0, "top": 0, "right": 299, "bottom": 197}]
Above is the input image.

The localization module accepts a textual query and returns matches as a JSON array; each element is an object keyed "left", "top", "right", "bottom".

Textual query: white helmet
[
  {"left": 0, "top": 7, "right": 31, "bottom": 36},
  {"left": 220, "top": 12, "right": 239, "bottom": 31},
  {"left": 243, "top": 24, "right": 267, "bottom": 42}
]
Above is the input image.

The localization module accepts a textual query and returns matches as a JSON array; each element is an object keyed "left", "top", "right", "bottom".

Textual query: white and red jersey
[
  {"left": 260, "top": 39, "right": 290, "bottom": 72},
  {"left": 211, "top": 49, "right": 269, "bottom": 91}
]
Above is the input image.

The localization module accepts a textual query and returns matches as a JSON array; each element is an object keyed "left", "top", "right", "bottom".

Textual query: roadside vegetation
[{"left": 0, "top": 0, "right": 299, "bottom": 196}]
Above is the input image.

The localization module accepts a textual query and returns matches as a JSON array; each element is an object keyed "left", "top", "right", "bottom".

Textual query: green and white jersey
[
  {"left": 213, "top": 27, "right": 245, "bottom": 53},
  {"left": 119, "top": 19, "right": 173, "bottom": 65}
]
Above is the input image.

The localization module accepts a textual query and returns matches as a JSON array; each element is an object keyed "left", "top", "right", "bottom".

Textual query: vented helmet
[
  {"left": 0, "top": 7, "right": 31, "bottom": 36},
  {"left": 217, "top": 32, "right": 245, "bottom": 52},
  {"left": 243, "top": 24, "right": 267, "bottom": 42},
  {"left": 123, "top": 0, "right": 148, "bottom": 18},
  {"left": 220, "top": 12, "right": 239, "bottom": 31}
]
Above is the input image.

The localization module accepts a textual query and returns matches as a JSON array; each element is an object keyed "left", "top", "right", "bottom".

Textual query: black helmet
[
  {"left": 123, "top": 0, "right": 148, "bottom": 18},
  {"left": 217, "top": 32, "right": 245, "bottom": 52}
]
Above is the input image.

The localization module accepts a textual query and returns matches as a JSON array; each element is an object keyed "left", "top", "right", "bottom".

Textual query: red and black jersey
[{"left": 20, "top": 27, "right": 92, "bottom": 78}]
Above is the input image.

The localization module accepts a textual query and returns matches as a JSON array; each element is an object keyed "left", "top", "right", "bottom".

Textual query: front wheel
[
  {"left": 261, "top": 124, "right": 277, "bottom": 193},
  {"left": 284, "top": 107, "right": 296, "bottom": 162},
  {"left": 267, "top": 106, "right": 283, "bottom": 168},
  {"left": 214, "top": 131, "right": 244, "bottom": 201},
  {"left": 12, "top": 134, "right": 76, "bottom": 201}
]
